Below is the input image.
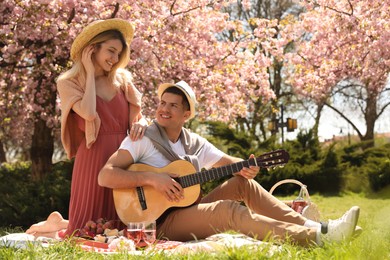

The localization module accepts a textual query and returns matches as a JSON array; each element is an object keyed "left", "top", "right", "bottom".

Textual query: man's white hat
[{"left": 157, "top": 81, "right": 196, "bottom": 119}]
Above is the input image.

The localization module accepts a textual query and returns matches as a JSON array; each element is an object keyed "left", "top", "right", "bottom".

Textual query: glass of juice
[
  {"left": 142, "top": 221, "right": 156, "bottom": 246},
  {"left": 126, "top": 222, "right": 143, "bottom": 245}
]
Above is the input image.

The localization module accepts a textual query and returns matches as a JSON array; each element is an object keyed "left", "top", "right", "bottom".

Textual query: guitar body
[{"left": 113, "top": 160, "right": 200, "bottom": 224}]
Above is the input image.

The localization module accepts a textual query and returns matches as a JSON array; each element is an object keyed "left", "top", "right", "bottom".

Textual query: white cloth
[
  {"left": 0, "top": 233, "right": 52, "bottom": 249},
  {"left": 119, "top": 134, "right": 224, "bottom": 170}
]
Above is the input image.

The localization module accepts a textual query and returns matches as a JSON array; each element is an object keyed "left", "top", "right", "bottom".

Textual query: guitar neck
[
  {"left": 176, "top": 149, "right": 288, "bottom": 188},
  {"left": 177, "top": 159, "right": 253, "bottom": 188}
]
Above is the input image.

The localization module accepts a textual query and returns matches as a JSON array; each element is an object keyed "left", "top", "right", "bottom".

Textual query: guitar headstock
[{"left": 255, "top": 149, "right": 289, "bottom": 169}]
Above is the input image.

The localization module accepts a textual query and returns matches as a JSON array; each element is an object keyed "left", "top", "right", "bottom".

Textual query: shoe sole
[{"left": 353, "top": 226, "right": 363, "bottom": 239}]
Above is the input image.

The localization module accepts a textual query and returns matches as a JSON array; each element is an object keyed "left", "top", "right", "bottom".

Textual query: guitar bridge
[{"left": 136, "top": 187, "right": 147, "bottom": 210}]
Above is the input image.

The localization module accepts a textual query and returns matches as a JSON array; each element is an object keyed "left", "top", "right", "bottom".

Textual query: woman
[{"left": 26, "top": 18, "right": 147, "bottom": 238}]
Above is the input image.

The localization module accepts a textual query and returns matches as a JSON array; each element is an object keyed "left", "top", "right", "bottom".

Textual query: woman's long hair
[{"left": 57, "top": 30, "right": 129, "bottom": 86}]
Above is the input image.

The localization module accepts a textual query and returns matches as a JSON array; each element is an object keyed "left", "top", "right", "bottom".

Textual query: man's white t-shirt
[{"left": 119, "top": 133, "right": 225, "bottom": 170}]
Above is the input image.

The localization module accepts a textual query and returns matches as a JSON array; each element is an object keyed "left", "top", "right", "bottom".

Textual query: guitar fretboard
[
  {"left": 177, "top": 159, "right": 253, "bottom": 188},
  {"left": 176, "top": 149, "right": 288, "bottom": 188}
]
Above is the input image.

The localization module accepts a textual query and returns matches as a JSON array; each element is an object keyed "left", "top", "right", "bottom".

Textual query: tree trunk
[
  {"left": 30, "top": 118, "right": 54, "bottom": 181},
  {"left": 312, "top": 102, "right": 324, "bottom": 140},
  {"left": 269, "top": 60, "right": 283, "bottom": 140},
  {"left": 0, "top": 139, "right": 6, "bottom": 162},
  {"left": 361, "top": 91, "right": 377, "bottom": 148}
]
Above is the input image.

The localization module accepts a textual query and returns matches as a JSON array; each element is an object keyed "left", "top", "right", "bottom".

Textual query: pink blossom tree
[
  {"left": 0, "top": 1, "right": 278, "bottom": 179},
  {"left": 126, "top": 1, "right": 280, "bottom": 123},
  {"left": 285, "top": 0, "right": 390, "bottom": 143},
  {"left": 219, "top": 0, "right": 298, "bottom": 143}
]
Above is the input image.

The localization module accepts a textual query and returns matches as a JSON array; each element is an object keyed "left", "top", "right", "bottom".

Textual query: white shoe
[{"left": 324, "top": 206, "right": 360, "bottom": 242}]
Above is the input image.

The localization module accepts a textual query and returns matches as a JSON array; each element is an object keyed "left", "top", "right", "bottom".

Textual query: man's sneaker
[{"left": 323, "top": 206, "right": 360, "bottom": 242}]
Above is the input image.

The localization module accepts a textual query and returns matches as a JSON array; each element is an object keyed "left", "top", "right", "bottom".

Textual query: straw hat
[
  {"left": 158, "top": 81, "right": 197, "bottom": 119},
  {"left": 70, "top": 18, "right": 135, "bottom": 61}
]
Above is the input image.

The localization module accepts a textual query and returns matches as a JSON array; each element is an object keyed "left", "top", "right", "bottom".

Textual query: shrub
[
  {"left": 0, "top": 160, "right": 72, "bottom": 229},
  {"left": 340, "top": 143, "right": 390, "bottom": 192},
  {"left": 369, "top": 160, "right": 390, "bottom": 191}
]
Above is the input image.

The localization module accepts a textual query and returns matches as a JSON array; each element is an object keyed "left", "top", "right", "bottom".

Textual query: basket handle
[{"left": 269, "top": 179, "right": 311, "bottom": 202}]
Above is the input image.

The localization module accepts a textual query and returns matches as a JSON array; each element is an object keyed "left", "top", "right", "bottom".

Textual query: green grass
[{"left": 1, "top": 187, "right": 390, "bottom": 259}]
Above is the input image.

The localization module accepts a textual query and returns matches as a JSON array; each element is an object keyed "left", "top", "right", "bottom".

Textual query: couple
[{"left": 28, "top": 78, "right": 361, "bottom": 246}]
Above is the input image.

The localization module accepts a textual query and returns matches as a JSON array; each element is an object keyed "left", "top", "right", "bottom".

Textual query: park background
[{"left": 1, "top": 0, "right": 390, "bottom": 249}]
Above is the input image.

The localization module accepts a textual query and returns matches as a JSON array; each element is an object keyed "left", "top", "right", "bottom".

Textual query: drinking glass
[
  {"left": 126, "top": 222, "right": 143, "bottom": 244},
  {"left": 142, "top": 221, "right": 156, "bottom": 246}
]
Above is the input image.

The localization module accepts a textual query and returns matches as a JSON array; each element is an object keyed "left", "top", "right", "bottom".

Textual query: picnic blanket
[{"left": 0, "top": 232, "right": 281, "bottom": 256}]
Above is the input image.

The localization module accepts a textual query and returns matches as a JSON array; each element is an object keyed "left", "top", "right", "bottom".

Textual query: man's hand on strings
[{"left": 150, "top": 172, "right": 184, "bottom": 202}]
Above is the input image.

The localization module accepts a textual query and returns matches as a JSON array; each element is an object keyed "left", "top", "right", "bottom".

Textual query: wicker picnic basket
[{"left": 269, "top": 179, "right": 321, "bottom": 222}]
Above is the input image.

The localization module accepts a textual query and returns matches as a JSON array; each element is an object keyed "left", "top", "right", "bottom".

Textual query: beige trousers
[{"left": 158, "top": 176, "right": 318, "bottom": 246}]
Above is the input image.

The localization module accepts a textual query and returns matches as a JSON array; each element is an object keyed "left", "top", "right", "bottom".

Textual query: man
[{"left": 98, "top": 81, "right": 360, "bottom": 246}]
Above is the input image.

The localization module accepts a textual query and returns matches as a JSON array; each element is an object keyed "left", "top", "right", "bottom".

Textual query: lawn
[{"left": 1, "top": 187, "right": 390, "bottom": 259}]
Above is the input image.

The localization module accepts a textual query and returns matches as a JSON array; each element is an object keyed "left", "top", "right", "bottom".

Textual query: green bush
[
  {"left": 340, "top": 143, "right": 390, "bottom": 192},
  {"left": 368, "top": 160, "right": 390, "bottom": 191},
  {"left": 257, "top": 160, "right": 342, "bottom": 195},
  {"left": 0, "top": 160, "right": 72, "bottom": 229},
  {"left": 260, "top": 131, "right": 342, "bottom": 195},
  {"left": 342, "top": 165, "right": 371, "bottom": 193}
]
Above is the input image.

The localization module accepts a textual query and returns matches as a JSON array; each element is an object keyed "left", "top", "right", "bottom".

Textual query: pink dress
[{"left": 65, "top": 90, "right": 129, "bottom": 236}]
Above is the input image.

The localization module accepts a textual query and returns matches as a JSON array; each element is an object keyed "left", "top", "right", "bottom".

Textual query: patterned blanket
[{"left": 0, "top": 232, "right": 281, "bottom": 256}]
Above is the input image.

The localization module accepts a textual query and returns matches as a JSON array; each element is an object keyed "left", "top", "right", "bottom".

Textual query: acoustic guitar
[{"left": 113, "top": 149, "right": 289, "bottom": 223}]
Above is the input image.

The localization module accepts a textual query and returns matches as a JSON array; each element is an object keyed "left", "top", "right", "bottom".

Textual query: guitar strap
[{"left": 144, "top": 120, "right": 205, "bottom": 171}]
